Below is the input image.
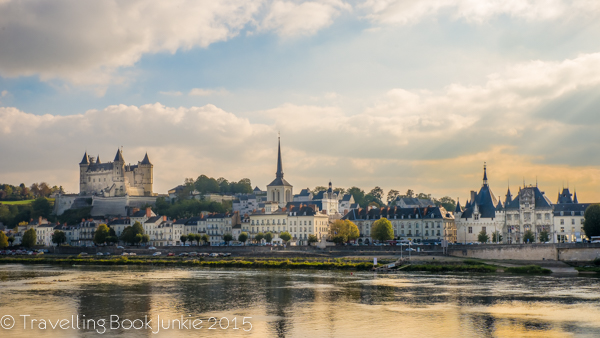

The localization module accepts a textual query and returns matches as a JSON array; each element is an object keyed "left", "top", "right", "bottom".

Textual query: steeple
[
  {"left": 505, "top": 187, "right": 512, "bottom": 205},
  {"left": 141, "top": 152, "right": 152, "bottom": 165},
  {"left": 114, "top": 148, "right": 124, "bottom": 162},
  {"left": 574, "top": 191, "right": 579, "bottom": 204},
  {"left": 482, "top": 162, "right": 488, "bottom": 186},
  {"left": 96, "top": 154, "right": 101, "bottom": 164},
  {"left": 80, "top": 151, "right": 89, "bottom": 165},
  {"left": 276, "top": 136, "right": 284, "bottom": 179},
  {"left": 454, "top": 198, "right": 462, "bottom": 213}
]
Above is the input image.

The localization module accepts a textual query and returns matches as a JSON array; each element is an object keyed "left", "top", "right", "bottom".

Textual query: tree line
[
  {"left": 175, "top": 175, "right": 253, "bottom": 201},
  {"left": 311, "top": 186, "right": 456, "bottom": 211},
  {"left": 0, "top": 182, "right": 64, "bottom": 201}
]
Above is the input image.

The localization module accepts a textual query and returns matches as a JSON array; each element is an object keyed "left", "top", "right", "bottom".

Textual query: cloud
[
  {"left": 189, "top": 88, "right": 230, "bottom": 96},
  {"left": 3, "top": 52, "right": 600, "bottom": 200},
  {"left": 258, "top": 0, "right": 351, "bottom": 37},
  {"left": 1, "top": 90, "right": 8, "bottom": 97},
  {"left": 362, "top": 0, "right": 600, "bottom": 25},
  {"left": 159, "top": 91, "right": 183, "bottom": 96}
]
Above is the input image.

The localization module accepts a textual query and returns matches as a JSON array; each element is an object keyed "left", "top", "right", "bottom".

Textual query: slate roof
[
  {"left": 553, "top": 203, "right": 590, "bottom": 216},
  {"left": 80, "top": 152, "right": 89, "bottom": 165},
  {"left": 131, "top": 210, "right": 147, "bottom": 217},
  {"left": 557, "top": 188, "right": 574, "bottom": 204},
  {"left": 460, "top": 166, "right": 499, "bottom": 219},
  {"left": 504, "top": 186, "right": 552, "bottom": 210},
  {"left": 341, "top": 194, "right": 353, "bottom": 202},
  {"left": 141, "top": 152, "right": 152, "bottom": 165},
  {"left": 343, "top": 206, "right": 447, "bottom": 221},
  {"left": 87, "top": 162, "right": 114, "bottom": 172},
  {"left": 297, "top": 189, "right": 311, "bottom": 196},
  {"left": 454, "top": 199, "right": 462, "bottom": 213},
  {"left": 114, "top": 149, "right": 125, "bottom": 162},
  {"left": 267, "top": 137, "right": 292, "bottom": 187},
  {"left": 146, "top": 216, "right": 162, "bottom": 223},
  {"left": 285, "top": 201, "right": 323, "bottom": 212}
]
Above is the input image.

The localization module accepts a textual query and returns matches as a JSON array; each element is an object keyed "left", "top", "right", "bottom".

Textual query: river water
[{"left": 0, "top": 264, "right": 599, "bottom": 337}]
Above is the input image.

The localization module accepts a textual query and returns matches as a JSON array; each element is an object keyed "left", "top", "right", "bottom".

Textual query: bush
[{"left": 505, "top": 265, "right": 551, "bottom": 274}]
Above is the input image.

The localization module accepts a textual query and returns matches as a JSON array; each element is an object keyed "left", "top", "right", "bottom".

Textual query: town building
[
  {"left": 266, "top": 137, "right": 293, "bottom": 207},
  {"left": 553, "top": 188, "right": 589, "bottom": 243},
  {"left": 504, "top": 185, "right": 553, "bottom": 244}
]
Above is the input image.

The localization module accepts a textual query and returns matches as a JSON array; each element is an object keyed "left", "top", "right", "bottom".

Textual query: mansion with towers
[
  {"left": 456, "top": 164, "right": 591, "bottom": 244},
  {"left": 79, "top": 149, "right": 155, "bottom": 197}
]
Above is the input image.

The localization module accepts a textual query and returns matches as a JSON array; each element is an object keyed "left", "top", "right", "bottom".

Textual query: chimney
[
  {"left": 470, "top": 190, "right": 476, "bottom": 203},
  {"left": 146, "top": 207, "right": 152, "bottom": 218},
  {"left": 163, "top": 215, "right": 167, "bottom": 222},
  {"left": 38, "top": 216, "right": 42, "bottom": 225},
  {"left": 132, "top": 207, "right": 139, "bottom": 215}
]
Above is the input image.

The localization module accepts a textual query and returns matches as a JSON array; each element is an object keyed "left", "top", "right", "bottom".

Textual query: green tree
[
  {"left": 333, "top": 187, "right": 346, "bottom": 195},
  {"left": 368, "top": 186, "right": 385, "bottom": 205},
  {"left": 387, "top": 189, "right": 400, "bottom": 205},
  {"left": 478, "top": 229, "right": 489, "bottom": 243},
  {"left": 238, "top": 232, "right": 248, "bottom": 244},
  {"left": 141, "top": 234, "right": 150, "bottom": 246},
  {"left": 120, "top": 222, "right": 144, "bottom": 246},
  {"left": 255, "top": 232, "right": 264, "bottom": 243},
  {"left": 52, "top": 230, "right": 67, "bottom": 246},
  {"left": 31, "top": 197, "right": 52, "bottom": 219},
  {"left": 8, "top": 236, "right": 15, "bottom": 246},
  {"left": 584, "top": 204, "right": 600, "bottom": 238},
  {"left": 0, "top": 232, "right": 8, "bottom": 249},
  {"left": 329, "top": 219, "right": 360, "bottom": 243},
  {"left": 523, "top": 230, "right": 535, "bottom": 243},
  {"left": 539, "top": 230, "right": 550, "bottom": 243},
  {"left": 264, "top": 232, "right": 273, "bottom": 243},
  {"left": 201, "top": 234, "right": 209, "bottom": 245},
  {"left": 405, "top": 189, "right": 414, "bottom": 198},
  {"left": 491, "top": 230, "right": 503, "bottom": 243},
  {"left": 312, "top": 186, "right": 327, "bottom": 194},
  {"left": 93, "top": 224, "right": 110, "bottom": 245},
  {"left": 188, "top": 234, "right": 198, "bottom": 245},
  {"left": 371, "top": 218, "right": 394, "bottom": 242},
  {"left": 347, "top": 187, "right": 366, "bottom": 207},
  {"left": 180, "top": 235, "right": 188, "bottom": 245},
  {"left": 332, "top": 235, "right": 346, "bottom": 245},
  {"left": 308, "top": 234, "right": 318, "bottom": 244},
  {"left": 134, "top": 233, "right": 143, "bottom": 246},
  {"left": 279, "top": 231, "right": 291, "bottom": 244},
  {"left": 436, "top": 196, "right": 456, "bottom": 213},
  {"left": 22, "top": 228, "right": 37, "bottom": 248},
  {"left": 223, "top": 233, "right": 233, "bottom": 245}
]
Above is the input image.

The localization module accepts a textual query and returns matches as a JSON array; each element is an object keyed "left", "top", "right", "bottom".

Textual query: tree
[
  {"left": 201, "top": 234, "right": 209, "bottom": 245},
  {"left": 52, "top": 230, "right": 67, "bottom": 246},
  {"left": 120, "top": 222, "right": 144, "bottom": 246},
  {"left": 371, "top": 218, "right": 393, "bottom": 242},
  {"left": 405, "top": 189, "right": 414, "bottom": 198},
  {"left": 32, "top": 197, "right": 52, "bottom": 219},
  {"left": 187, "top": 234, "right": 198, "bottom": 245},
  {"left": 436, "top": 196, "right": 456, "bottom": 213},
  {"left": 8, "top": 236, "right": 15, "bottom": 246},
  {"left": 491, "top": 231, "right": 503, "bottom": 243},
  {"left": 134, "top": 233, "right": 143, "bottom": 246},
  {"left": 264, "top": 232, "right": 273, "bottom": 243},
  {"left": 180, "top": 235, "right": 188, "bottom": 245},
  {"left": 93, "top": 224, "right": 110, "bottom": 245},
  {"left": 329, "top": 220, "right": 360, "bottom": 243},
  {"left": 539, "top": 230, "right": 550, "bottom": 243},
  {"left": 279, "top": 231, "right": 291, "bottom": 244},
  {"left": 141, "top": 234, "right": 150, "bottom": 246},
  {"left": 333, "top": 187, "right": 346, "bottom": 195},
  {"left": 312, "top": 186, "right": 327, "bottom": 194},
  {"left": 478, "top": 229, "right": 489, "bottom": 243},
  {"left": 584, "top": 204, "right": 600, "bottom": 238},
  {"left": 523, "top": 230, "right": 535, "bottom": 244},
  {"left": 255, "top": 232, "right": 264, "bottom": 243},
  {"left": 308, "top": 234, "right": 318, "bottom": 244},
  {"left": 0, "top": 232, "right": 8, "bottom": 249},
  {"left": 347, "top": 187, "right": 366, "bottom": 207},
  {"left": 22, "top": 228, "right": 37, "bottom": 248},
  {"left": 238, "top": 232, "right": 248, "bottom": 244},
  {"left": 223, "top": 233, "right": 233, "bottom": 245},
  {"left": 387, "top": 189, "right": 400, "bottom": 205}
]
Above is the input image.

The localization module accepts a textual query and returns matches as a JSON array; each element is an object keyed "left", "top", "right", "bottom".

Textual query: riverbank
[{"left": 0, "top": 256, "right": 556, "bottom": 274}]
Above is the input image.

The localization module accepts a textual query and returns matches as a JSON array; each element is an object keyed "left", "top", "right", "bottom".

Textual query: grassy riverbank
[
  {"left": 0, "top": 256, "right": 374, "bottom": 271},
  {"left": 575, "top": 267, "right": 600, "bottom": 274}
]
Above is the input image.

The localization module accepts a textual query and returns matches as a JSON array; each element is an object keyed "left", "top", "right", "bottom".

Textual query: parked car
[
  {"left": 121, "top": 252, "right": 129, "bottom": 256},
  {"left": 129, "top": 253, "right": 136, "bottom": 256},
  {"left": 104, "top": 252, "right": 111, "bottom": 256},
  {"left": 80, "top": 252, "right": 89, "bottom": 256},
  {"left": 117, "top": 246, "right": 124, "bottom": 249},
  {"left": 209, "top": 253, "right": 218, "bottom": 258},
  {"left": 152, "top": 252, "right": 162, "bottom": 256},
  {"left": 179, "top": 253, "right": 189, "bottom": 257},
  {"left": 96, "top": 252, "right": 103, "bottom": 256},
  {"left": 224, "top": 253, "right": 231, "bottom": 257},
  {"left": 189, "top": 252, "right": 198, "bottom": 257},
  {"left": 148, "top": 246, "right": 157, "bottom": 250},
  {"left": 406, "top": 248, "right": 416, "bottom": 251},
  {"left": 167, "top": 253, "right": 175, "bottom": 257}
]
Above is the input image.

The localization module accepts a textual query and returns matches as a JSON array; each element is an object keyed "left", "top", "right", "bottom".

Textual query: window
[
  {"left": 507, "top": 215, "right": 512, "bottom": 221},
  {"left": 560, "top": 219, "right": 564, "bottom": 225},
  {"left": 581, "top": 219, "right": 585, "bottom": 224},
  {"left": 560, "top": 227, "right": 564, "bottom": 232},
  {"left": 572, "top": 219, "right": 575, "bottom": 225},
  {"left": 536, "top": 214, "right": 541, "bottom": 220},
  {"left": 425, "top": 230, "right": 429, "bottom": 236},
  {"left": 468, "top": 227, "right": 473, "bottom": 234},
  {"left": 545, "top": 213, "right": 550, "bottom": 220}
]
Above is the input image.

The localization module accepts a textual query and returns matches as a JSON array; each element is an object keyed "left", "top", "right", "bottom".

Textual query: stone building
[
  {"left": 79, "top": 149, "right": 154, "bottom": 197},
  {"left": 553, "top": 188, "right": 590, "bottom": 243},
  {"left": 266, "top": 138, "right": 293, "bottom": 207},
  {"left": 504, "top": 185, "right": 553, "bottom": 244}
]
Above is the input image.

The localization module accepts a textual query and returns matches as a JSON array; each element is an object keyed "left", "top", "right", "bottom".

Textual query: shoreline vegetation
[{"left": 0, "top": 256, "right": 554, "bottom": 274}]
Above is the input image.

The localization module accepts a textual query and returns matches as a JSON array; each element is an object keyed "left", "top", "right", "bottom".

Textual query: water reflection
[{"left": 0, "top": 265, "right": 599, "bottom": 337}]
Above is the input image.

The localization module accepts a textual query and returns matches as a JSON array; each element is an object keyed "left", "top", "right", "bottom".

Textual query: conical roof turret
[
  {"left": 80, "top": 152, "right": 89, "bottom": 165},
  {"left": 141, "top": 152, "right": 152, "bottom": 165},
  {"left": 114, "top": 148, "right": 124, "bottom": 162}
]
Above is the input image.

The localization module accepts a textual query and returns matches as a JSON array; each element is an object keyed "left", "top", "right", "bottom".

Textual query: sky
[{"left": 2, "top": 0, "right": 600, "bottom": 203}]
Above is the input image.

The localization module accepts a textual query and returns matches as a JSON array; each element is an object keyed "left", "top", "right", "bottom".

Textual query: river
[{"left": 0, "top": 264, "right": 599, "bottom": 337}]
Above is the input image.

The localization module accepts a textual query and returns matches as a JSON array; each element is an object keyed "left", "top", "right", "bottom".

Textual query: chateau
[{"left": 79, "top": 149, "right": 155, "bottom": 197}]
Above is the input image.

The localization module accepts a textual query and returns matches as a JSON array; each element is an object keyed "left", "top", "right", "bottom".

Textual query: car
[
  {"left": 406, "top": 248, "right": 416, "bottom": 251},
  {"left": 117, "top": 246, "right": 124, "bottom": 249},
  {"left": 129, "top": 253, "right": 136, "bottom": 256},
  {"left": 152, "top": 252, "right": 162, "bottom": 256},
  {"left": 36, "top": 251, "right": 44, "bottom": 255},
  {"left": 179, "top": 253, "right": 189, "bottom": 257},
  {"left": 96, "top": 252, "right": 103, "bottom": 256},
  {"left": 209, "top": 253, "right": 218, "bottom": 258},
  {"left": 167, "top": 253, "right": 175, "bottom": 257},
  {"left": 224, "top": 253, "right": 231, "bottom": 257},
  {"left": 148, "top": 246, "right": 157, "bottom": 250},
  {"left": 80, "top": 252, "right": 89, "bottom": 256},
  {"left": 105, "top": 252, "right": 111, "bottom": 256},
  {"left": 121, "top": 252, "right": 129, "bottom": 256},
  {"left": 189, "top": 252, "right": 198, "bottom": 257}
]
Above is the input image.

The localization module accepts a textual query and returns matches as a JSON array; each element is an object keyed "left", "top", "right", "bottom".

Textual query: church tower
[
  {"left": 79, "top": 151, "right": 90, "bottom": 194},
  {"left": 139, "top": 152, "right": 153, "bottom": 196},
  {"left": 266, "top": 137, "right": 293, "bottom": 208}
]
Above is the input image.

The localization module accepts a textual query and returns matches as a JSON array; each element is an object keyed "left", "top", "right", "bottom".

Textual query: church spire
[
  {"left": 574, "top": 190, "right": 579, "bottom": 204},
  {"left": 276, "top": 136, "right": 284, "bottom": 179},
  {"left": 80, "top": 151, "right": 89, "bottom": 165},
  {"left": 114, "top": 148, "right": 124, "bottom": 162},
  {"left": 96, "top": 154, "right": 101, "bottom": 164},
  {"left": 482, "top": 162, "right": 488, "bottom": 186}
]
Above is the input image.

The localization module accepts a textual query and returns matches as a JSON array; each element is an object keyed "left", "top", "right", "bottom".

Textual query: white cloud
[
  {"left": 189, "top": 88, "right": 230, "bottom": 96},
  {"left": 259, "top": 0, "right": 351, "bottom": 37},
  {"left": 1, "top": 90, "right": 8, "bottom": 97},
  {"left": 362, "top": 0, "right": 600, "bottom": 25},
  {"left": 3, "top": 53, "right": 600, "bottom": 199},
  {"left": 159, "top": 91, "right": 183, "bottom": 96}
]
